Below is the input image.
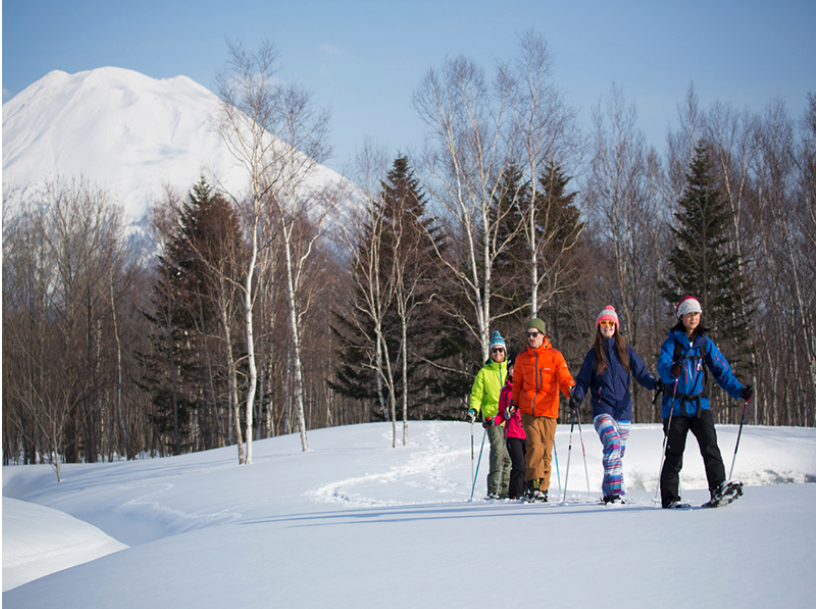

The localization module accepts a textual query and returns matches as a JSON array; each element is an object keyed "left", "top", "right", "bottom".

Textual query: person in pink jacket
[{"left": 491, "top": 353, "right": 527, "bottom": 499}]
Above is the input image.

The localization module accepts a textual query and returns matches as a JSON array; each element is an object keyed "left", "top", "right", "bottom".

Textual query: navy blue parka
[{"left": 573, "top": 338, "right": 659, "bottom": 422}]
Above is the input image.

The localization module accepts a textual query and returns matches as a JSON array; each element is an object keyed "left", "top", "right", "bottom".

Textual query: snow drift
[{"left": 3, "top": 421, "right": 815, "bottom": 608}]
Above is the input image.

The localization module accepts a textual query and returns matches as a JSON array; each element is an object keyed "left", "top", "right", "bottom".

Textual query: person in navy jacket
[
  {"left": 569, "top": 306, "right": 662, "bottom": 504},
  {"left": 657, "top": 296, "right": 753, "bottom": 508}
]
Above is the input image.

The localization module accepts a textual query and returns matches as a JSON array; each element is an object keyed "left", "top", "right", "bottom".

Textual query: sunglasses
[
  {"left": 526, "top": 331, "right": 541, "bottom": 339},
  {"left": 491, "top": 347, "right": 505, "bottom": 353},
  {"left": 599, "top": 321, "right": 616, "bottom": 328}
]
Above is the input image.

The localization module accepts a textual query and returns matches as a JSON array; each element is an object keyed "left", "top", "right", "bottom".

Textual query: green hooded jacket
[{"left": 469, "top": 359, "right": 507, "bottom": 419}]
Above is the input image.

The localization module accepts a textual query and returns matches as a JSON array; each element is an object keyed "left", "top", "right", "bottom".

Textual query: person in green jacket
[{"left": 467, "top": 331, "right": 511, "bottom": 498}]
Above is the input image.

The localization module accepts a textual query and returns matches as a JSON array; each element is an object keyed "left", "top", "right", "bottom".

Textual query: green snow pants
[{"left": 487, "top": 423, "right": 511, "bottom": 498}]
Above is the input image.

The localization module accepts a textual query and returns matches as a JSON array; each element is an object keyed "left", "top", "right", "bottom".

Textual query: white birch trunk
[
  {"left": 242, "top": 211, "right": 259, "bottom": 465},
  {"left": 283, "top": 236, "right": 309, "bottom": 451}
]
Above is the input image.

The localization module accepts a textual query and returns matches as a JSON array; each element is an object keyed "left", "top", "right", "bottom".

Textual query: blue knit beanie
[{"left": 489, "top": 331, "right": 506, "bottom": 351}]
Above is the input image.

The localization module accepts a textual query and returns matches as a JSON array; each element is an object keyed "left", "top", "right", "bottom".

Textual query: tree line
[{"left": 4, "top": 33, "right": 815, "bottom": 476}]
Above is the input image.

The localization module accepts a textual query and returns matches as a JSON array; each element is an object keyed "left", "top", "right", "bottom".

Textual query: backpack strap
[{"left": 672, "top": 337, "right": 709, "bottom": 417}]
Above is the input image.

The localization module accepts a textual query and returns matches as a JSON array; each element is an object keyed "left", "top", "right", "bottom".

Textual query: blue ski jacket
[
  {"left": 572, "top": 338, "right": 659, "bottom": 422},
  {"left": 657, "top": 329, "right": 745, "bottom": 418}
]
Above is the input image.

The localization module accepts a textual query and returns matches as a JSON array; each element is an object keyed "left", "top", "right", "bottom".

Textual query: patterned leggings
[{"left": 593, "top": 414, "right": 631, "bottom": 498}]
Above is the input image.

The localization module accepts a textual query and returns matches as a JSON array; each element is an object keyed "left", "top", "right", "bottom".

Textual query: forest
[{"left": 3, "top": 35, "right": 815, "bottom": 476}]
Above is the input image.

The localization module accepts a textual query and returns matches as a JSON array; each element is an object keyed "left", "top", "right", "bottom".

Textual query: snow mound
[{"left": 2, "top": 497, "right": 127, "bottom": 591}]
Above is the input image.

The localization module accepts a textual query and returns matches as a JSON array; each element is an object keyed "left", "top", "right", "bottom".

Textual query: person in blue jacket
[
  {"left": 569, "top": 306, "right": 663, "bottom": 504},
  {"left": 657, "top": 296, "right": 753, "bottom": 508}
]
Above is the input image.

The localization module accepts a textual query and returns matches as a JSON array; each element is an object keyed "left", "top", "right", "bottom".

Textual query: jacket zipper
[{"left": 531, "top": 351, "right": 539, "bottom": 416}]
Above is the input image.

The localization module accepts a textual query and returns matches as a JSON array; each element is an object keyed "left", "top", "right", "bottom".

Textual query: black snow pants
[
  {"left": 505, "top": 437, "right": 527, "bottom": 499},
  {"left": 660, "top": 409, "right": 725, "bottom": 508}
]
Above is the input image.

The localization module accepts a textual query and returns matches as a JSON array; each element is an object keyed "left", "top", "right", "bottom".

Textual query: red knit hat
[
  {"left": 676, "top": 296, "right": 703, "bottom": 319},
  {"left": 595, "top": 306, "right": 619, "bottom": 329}
]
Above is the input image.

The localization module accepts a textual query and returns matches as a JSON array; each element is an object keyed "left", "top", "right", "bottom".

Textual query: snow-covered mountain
[{"left": 2, "top": 67, "right": 350, "bottom": 223}]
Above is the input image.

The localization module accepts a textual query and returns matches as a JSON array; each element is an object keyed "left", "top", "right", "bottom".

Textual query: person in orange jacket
[{"left": 512, "top": 317, "right": 574, "bottom": 501}]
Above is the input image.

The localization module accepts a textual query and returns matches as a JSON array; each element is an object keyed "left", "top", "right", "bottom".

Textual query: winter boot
[
  {"left": 526, "top": 478, "right": 547, "bottom": 502},
  {"left": 703, "top": 480, "right": 743, "bottom": 508}
]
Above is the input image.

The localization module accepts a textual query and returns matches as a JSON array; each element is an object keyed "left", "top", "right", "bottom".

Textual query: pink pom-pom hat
[{"left": 596, "top": 306, "right": 619, "bottom": 329}]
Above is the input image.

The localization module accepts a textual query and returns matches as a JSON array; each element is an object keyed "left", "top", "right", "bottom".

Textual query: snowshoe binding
[
  {"left": 601, "top": 494, "right": 625, "bottom": 505},
  {"left": 702, "top": 480, "right": 743, "bottom": 508},
  {"left": 523, "top": 479, "right": 548, "bottom": 503}
]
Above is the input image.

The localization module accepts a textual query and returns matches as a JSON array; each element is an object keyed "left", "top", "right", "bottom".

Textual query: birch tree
[
  {"left": 216, "top": 40, "right": 335, "bottom": 455},
  {"left": 753, "top": 99, "right": 815, "bottom": 424},
  {"left": 704, "top": 102, "right": 759, "bottom": 421},
  {"left": 585, "top": 84, "right": 658, "bottom": 350},
  {"left": 336, "top": 144, "right": 397, "bottom": 430},
  {"left": 413, "top": 55, "right": 517, "bottom": 361},
  {"left": 499, "top": 30, "right": 583, "bottom": 316}
]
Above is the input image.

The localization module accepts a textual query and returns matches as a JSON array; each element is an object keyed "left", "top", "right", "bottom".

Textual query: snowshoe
[
  {"left": 601, "top": 494, "right": 625, "bottom": 505},
  {"left": 664, "top": 500, "right": 692, "bottom": 509},
  {"left": 523, "top": 479, "right": 548, "bottom": 503},
  {"left": 702, "top": 480, "right": 743, "bottom": 508}
]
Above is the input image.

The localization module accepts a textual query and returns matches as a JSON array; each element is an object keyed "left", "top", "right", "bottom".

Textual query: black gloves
[
  {"left": 670, "top": 363, "right": 683, "bottom": 378},
  {"left": 482, "top": 418, "right": 493, "bottom": 430},
  {"left": 654, "top": 379, "right": 665, "bottom": 393},
  {"left": 568, "top": 394, "right": 581, "bottom": 411},
  {"left": 504, "top": 402, "right": 517, "bottom": 420},
  {"left": 466, "top": 409, "right": 477, "bottom": 424},
  {"left": 741, "top": 384, "right": 754, "bottom": 401}
]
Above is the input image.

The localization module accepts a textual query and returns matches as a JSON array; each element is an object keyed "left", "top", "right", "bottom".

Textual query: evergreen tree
[
  {"left": 535, "top": 163, "right": 586, "bottom": 348},
  {"left": 662, "top": 143, "right": 753, "bottom": 369},
  {"left": 139, "top": 177, "right": 245, "bottom": 454},
  {"left": 331, "top": 156, "right": 452, "bottom": 419},
  {"left": 137, "top": 241, "right": 200, "bottom": 455},
  {"left": 489, "top": 162, "right": 529, "bottom": 327}
]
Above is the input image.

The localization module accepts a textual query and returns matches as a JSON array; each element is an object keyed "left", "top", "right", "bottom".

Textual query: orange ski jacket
[{"left": 512, "top": 337, "right": 574, "bottom": 419}]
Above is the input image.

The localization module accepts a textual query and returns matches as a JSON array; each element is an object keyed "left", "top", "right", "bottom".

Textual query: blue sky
[{"left": 3, "top": 0, "right": 815, "bottom": 174}]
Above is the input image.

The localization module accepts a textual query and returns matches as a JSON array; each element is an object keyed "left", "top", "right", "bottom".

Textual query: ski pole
[
  {"left": 728, "top": 396, "right": 752, "bottom": 482},
  {"left": 470, "top": 418, "right": 475, "bottom": 489},
  {"left": 576, "top": 407, "right": 592, "bottom": 497},
  {"left": 562, "top": 407, "right": 576, "bottom": 504},
  {"left": 653, "top": 379, "right": 678, "bottom": 505},
  {"left": 469, "top": 428, "right": 487, "bottom": 502},
  {"left": 553, "top": 435, "right": 562, "bottom": 498}
]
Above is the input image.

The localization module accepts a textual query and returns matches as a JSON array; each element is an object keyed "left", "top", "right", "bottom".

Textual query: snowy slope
[
  {"left": 3, "top": 421, "right": 816, "bottom": 608},
  {"left": 2, "top": 67, "right": 351, "bottom": 223}
]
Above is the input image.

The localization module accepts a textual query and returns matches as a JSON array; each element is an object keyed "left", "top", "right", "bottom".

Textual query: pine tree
[{"left": 662, "top": 143, "right": 753, "bottom": 369}]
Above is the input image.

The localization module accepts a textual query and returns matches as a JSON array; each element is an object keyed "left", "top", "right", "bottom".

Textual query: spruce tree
[
  {"left": 662, "top": 143, "right": 753, "bottom": 369},
  {"left": 139, "top": 177, "right": 245, "bottom": 453},
  {"left": 489, "top": 162, "right": 529, "bottom": 328},
  {"left": 330, "top": 156, "right": 452, "bottom": 419}
]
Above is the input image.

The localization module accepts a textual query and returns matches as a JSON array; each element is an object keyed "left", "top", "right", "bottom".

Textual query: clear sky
[{"left": 3, "top": 0, "right": 815, "bottom": 175}]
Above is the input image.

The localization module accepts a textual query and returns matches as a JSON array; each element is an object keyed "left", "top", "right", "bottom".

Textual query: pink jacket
[{"left": 492, "top": 381, "right": 526, "bottom": 439}]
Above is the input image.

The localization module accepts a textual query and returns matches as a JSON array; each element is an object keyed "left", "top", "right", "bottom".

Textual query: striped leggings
[{"left": 593, "top": 414, "right": 631, "bottom": 498}]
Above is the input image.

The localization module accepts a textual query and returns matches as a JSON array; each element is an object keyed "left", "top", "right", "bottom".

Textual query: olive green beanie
[{"left": 526, "top": 318, "right": 546, "bottom": 334}]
